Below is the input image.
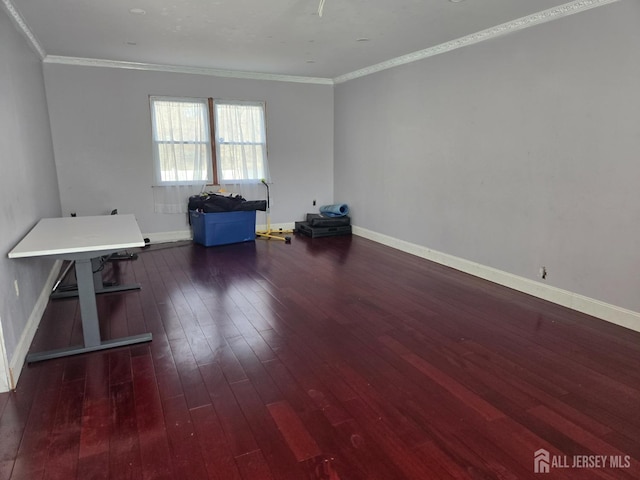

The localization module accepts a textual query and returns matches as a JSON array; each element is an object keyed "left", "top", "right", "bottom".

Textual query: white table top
[{"left": 8, "top": 214, "right": 145, "bottom": 259}]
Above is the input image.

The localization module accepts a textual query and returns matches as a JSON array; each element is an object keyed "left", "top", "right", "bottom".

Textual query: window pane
[
  {"left": 215, "top": 104, "right": 265, "bottom": 144},
  {"left": 157, "top": 143, "right": 210, "bottom": 182},
  {"left": 214, "top": 101, "right": 269, "bottom": 183},
  {"left": 218, "top": 144, "right": 267, "bottom": 181},
  {"left": 153, "top": 101, "right": 209, "bottom": 142},
  {"left": 150, "top": 97, "right": 212, "bottom": 185}
]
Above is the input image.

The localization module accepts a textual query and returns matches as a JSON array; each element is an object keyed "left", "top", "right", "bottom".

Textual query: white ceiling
[{"left": 6, "top": 0, "right": 615, "bottom": 81}]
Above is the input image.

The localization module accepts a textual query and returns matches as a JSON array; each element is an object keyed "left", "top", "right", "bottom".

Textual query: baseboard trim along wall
[
  {"left": 8, "top": 259, "right": 63, "bottom": 390},
  {"left": 0, "top": 318, "right": 9, "bottom": 392},
  {"left": 256, "top": 222, "right": 296, "bottom": 234},
  {"left": 352, "top": 226, "right": 640, "bottom": 334},
  {"left": 144, "top": 230, "right": 192, "bottom": 244}
]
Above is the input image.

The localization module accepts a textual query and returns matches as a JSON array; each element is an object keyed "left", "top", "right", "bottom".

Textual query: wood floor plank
[
  {"left": 325, "top": 417, "right": 414, "bottom": 480},
  {"left": 215, "top": 342, "right": 248, "bottom": 384},
  {"left": 168, "top": 335, "right": 212, "bottom": 410},
  {"left": 234, "top": 450, "right": 275, "bottom": 480},
  {"left": 75, "top": 451, "right": 109, "bottom": 480},
  {"left": 403, "top": 351, "right": 505, "bottom": 421},
  {"left": 109, "top": 381, "right": 142, "bottom": 479},
  {"left": 161, "top": 394, "right": 210, "bottom": 479},
  {"left": 108, "top": 349, "right": 132, "bottom": 387},
  {"left": 266, "top": 400, "right": 322, "bottom": 462},
  {"left": 1, "top": 400, "right": 34, "bottom": 480},
  {"left": 227, "top": 336, "right": 283, "bottom": 406},
  {"left": 230, "top": 380, "right": 307, "bottom": 480},
  {"left": 77, "top": 353, "right": 110, "bottom": 480},
  {"left": 2, "top": 236, "right": 639, "bottom": 479},
  {"left": 189, "top": 404, "right": 243, "bottom": 480},
  {"left": 198, "top": 362, "right": 259, "bottom": 457},
  {"left": 4, "top": 363, "right": 52, "bottom": 479},
  {"left": 42, "top": 378, "right": 85, "bottom": 480},
  {"left": 528, "top": 405, "right": 638, "bottom": 474},
  {"left": 344, "top": 396, "right": 463, "bottom": 479},
  {"left": 131, "top": 353, "right": 174, "bottom": 480}
]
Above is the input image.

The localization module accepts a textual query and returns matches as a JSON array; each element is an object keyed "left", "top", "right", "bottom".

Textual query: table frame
[
  {"left": 50, "top": 257, "right": 141, "bottom": 300},
  {"left": 8, "top": 215, "right": 152, "bottom": 363}
]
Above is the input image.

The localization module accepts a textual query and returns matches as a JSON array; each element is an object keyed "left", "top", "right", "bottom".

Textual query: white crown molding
[
  {"left": 43, "top": 55, "right": 335, "bottom": 85},
  {"left": 5, "top": 0, "right": 620, "bottom": 86},
  {"left": 334, "top": 0, "right": 621, "bottom": 84},
  {"left": 2, "top": 0, "right": 46, "bottom": 59}
]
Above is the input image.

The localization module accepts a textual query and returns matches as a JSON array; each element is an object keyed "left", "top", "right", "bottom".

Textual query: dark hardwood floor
[{"left": 1, "top": 234, "right": 639, "bottom": 479}]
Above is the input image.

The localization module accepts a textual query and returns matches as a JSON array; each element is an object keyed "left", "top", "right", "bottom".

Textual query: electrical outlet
[
  {"left": 539, "top": 266, "right": 547, "bottom": 280},
  {"left": 313, "top": 199, "right": 316, "bottom": 206}
]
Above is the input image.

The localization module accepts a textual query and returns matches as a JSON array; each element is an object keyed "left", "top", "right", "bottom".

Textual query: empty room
[{"left": 1, "top": 0, "right": 639, "bottom": 478}]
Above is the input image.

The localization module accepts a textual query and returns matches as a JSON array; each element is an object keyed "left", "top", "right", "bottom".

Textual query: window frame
[
  {"left": 149, "top": 96, "right": 214, "bottom": 186},
  {"left": 150, "top": 96, "right": 269, "bottom": 187},
  {"left": 212, "top": 99, "right": 269, "bottom": 184}
]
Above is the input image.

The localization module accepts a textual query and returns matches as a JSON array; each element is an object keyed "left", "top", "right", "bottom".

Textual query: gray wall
[
  {"left": 0, "top": 9, "right": 61, "bottom": 363},
  {"left": 334, "top": 0, "right": 640, "bottom": 312},
  {"left": 43, "top": 65, "right": 334, "bottom": 235}
]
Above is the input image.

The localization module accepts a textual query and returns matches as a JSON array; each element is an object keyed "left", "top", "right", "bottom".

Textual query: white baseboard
[
  {"left": 256, "top": 222, "right": 295, "bottom": 233},
  {"left": 0, "top": 318, "right": 9, "bottom": 392},
  {"left": 352, "top": 226, "right": 640, "bottom": 333},
  {"left": 7, "top": 259, "right": 63, "bottom": 390},
  {"left": 144, "top": 230, "right": 192, "bottom": 244}
]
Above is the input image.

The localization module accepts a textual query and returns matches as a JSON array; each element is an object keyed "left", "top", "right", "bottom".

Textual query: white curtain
[
  {"left": 214, "top": 101, "right": 270, "bottom": 184},
  {"left": 152, "top": 185, "right": 206, "bottom": 214},
  {"left": 151, "top": 97, "right": 212, "bottom": 185},
  {"left": 150, "top": 97, "right": 212, "bottom": 213},
  {"left": 149, "top": 98, "right": 271, "bottom": 214}
]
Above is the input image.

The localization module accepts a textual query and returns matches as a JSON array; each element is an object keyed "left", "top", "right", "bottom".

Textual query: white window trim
[
  {"left": 149, "top": 96, "right": 213, "bottom": 186},
  {"left": 213, "top": 99, "right": 269, "bottom": 184}
]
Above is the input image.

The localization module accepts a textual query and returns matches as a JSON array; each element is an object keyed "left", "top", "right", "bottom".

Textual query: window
[
  {"left": 150, "top": 97, "right": 212, "bottom": 185},
  {"left": 213, "top": 100, "right": 269, "bottom": 183},
  {"left": 149, "top": 96, "right": 269, "bottom": 186}
]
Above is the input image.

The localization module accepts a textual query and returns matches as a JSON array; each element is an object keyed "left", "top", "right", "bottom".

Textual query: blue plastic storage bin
[{"left": 190, "top": 210, "right": 256, "bottom": 247}]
